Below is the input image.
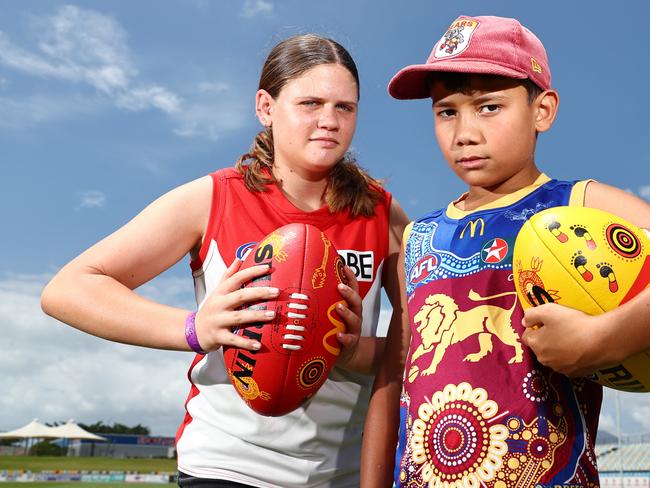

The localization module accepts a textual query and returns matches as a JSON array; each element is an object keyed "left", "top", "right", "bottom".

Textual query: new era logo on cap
[{"left": 388, "top": 15, "right": 551, "bottom": 100}]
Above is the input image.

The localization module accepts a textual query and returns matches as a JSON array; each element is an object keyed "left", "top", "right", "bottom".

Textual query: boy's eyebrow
[
  {"left": 472, "top": 92, "right": 511, "bottom": 104},
  {"left": 432, "top": 91, "right": 513, "bottom": 109},
  {"left": 432, "top": 99, "right": 455, "bottom": 108}
]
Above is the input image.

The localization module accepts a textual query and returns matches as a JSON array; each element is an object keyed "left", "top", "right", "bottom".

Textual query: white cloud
[
  {"left": 197, "top": 81, "right": 229, "bottom": 94},
  {"left": 600, "top": 388, "right": 650, "bottom": 437},
  {"left": 0, "top": 6, "right": 179, "bottom": 114},
  {"left": 624, "top": 389, "right": 650, "bottom": 433},
  {"left": 38, "top": 5, "right": 133, "bottom": 91},
  {"left": 0, "top": 272, "right": 195, "bottom": 435},
  {"left": 0, "top": 6, "right": 250, "bottom": 138},
  {"left": 173, "top": 96, "right": 249, "bottom": 141},
  {"left": 638, "top": 185, "right": 650, "bottom": 201},
  {"left": 241, "top": 0, "right": 273, "bottom": 18},
  {"left": 137, "top": 275, "right": 197, "bottom": 309},
  {"left": 79, "top": 190, "right": 107, "bottom": 209},
  {"left": 170, "top": 81, "right": 250, "bottom": 140},
  {"left": 116, "top": 86, "right": 180, "bottom": 113},
  {"left": 0, "top": 31, "right": 76, "bottom": 80},
  {"left": 598, "top": 411, "right": 616, "bottom": 434},
  {"left": 632, "top": 405, "right": 650, "bottom": 430}
]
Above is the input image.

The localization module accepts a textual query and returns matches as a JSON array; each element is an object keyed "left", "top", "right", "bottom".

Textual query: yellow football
[{"left": 513, "top": 206, "right": 650, "bottom": 392}]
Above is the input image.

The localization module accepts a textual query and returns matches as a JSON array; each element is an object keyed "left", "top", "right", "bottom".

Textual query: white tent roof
[
  {"left": 0, "top": 419, "right": 58, "bottom": 439},
  {"left": 49, "top": 420, "right": 107, "bottom": 441},
  {"left": 0, "top": 419, "right": 106, "bottom": 441}
]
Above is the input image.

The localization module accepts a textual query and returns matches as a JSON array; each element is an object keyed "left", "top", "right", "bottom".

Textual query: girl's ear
[
  {"left": 255, "top": 89, "right": 274, "bottom": 128},
  {"left": 534, "top": 89, "right": 559, "bottom": 133}
]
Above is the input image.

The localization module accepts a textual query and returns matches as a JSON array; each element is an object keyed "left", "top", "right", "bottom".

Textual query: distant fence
[
  {"left": 68, "top": 434, "right": 175, "bottom": 458},
  {"left": 0, "top": 447, "right": 26, "bottom": 456},
  {"left": 0, "top": 470, "right": 174, "bottom": 484},
  {"left": 600, "top": 475, "right": 650, "bottom": 487},
  {"left": 617, "top": 435, "right": 650, "bottom": 445}
]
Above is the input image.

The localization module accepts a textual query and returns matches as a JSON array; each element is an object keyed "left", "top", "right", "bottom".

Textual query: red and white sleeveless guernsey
[{"left": 176, "top": 168, "right": 392, "bottom": 488}]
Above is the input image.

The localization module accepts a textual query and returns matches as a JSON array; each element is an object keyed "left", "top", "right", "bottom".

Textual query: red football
[{"left": 223, "top": 223, "right": 349, "bottom": 416}]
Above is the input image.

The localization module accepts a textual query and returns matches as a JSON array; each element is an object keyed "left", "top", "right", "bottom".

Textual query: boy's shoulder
[{"left": 412, "top": 177, "right": 591, "bottom": 226}]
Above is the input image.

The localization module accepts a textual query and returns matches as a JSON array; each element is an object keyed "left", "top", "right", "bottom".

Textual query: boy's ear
[
  {"left": 255, "top": 89, "right": 274, "bottom": 127},
  {"left": 534, "top": 89, "right": 559, "bottom": 133}
]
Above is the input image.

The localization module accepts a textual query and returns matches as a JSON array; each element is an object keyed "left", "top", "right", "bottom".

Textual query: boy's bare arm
[
  {"left": 583, "top": 181, "right": 650, "bottom": 229},
  {"left": 522, "top": 287, "right": 650, "bottom": 377},
  {"left": 361, "top": 241, "right": 411, "bottom": 487},
  {"left": 522, "top": 181, "right": 650, "bottom": 376}
]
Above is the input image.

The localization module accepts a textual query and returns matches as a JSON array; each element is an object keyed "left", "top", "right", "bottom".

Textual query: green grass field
[{"left": 0, "top": 456, "right": 176, "bottom": 473}]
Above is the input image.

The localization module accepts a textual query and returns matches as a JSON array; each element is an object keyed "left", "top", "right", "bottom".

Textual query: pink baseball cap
[{"left": 388, "top": 15, "right": 551, "bottom": 100}]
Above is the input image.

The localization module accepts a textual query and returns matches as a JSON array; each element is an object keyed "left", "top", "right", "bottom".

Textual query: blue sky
[{"left": 1, "top": 0, "right": 649, "bottom": 437}]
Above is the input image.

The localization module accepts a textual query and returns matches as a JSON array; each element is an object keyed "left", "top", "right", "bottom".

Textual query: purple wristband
[{"left": 185, "top": 312, "right": 207, "bottom": 354}]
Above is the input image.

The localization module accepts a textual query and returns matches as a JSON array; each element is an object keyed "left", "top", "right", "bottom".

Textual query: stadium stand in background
[
  {"left": 597, "top": 433, "right": 650, "bottom": 487},
  {"left": 3, "top": 425, "right": 650, "bottom": 485},
  {"left": 69, "top": 434, "right": 175, "bottom": 458}
]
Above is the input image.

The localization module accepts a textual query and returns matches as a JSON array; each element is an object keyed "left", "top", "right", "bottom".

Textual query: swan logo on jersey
[
  {"left": 481, "top": 238, "right": 509, "bottom": 264},
  {"left": 410, "top": 255, "right": 439, "bottom": 284},
  {"left": 338, "top": 250, "right": 374, "bottom": 282},
  {"left": 235, "top": 242, "right": 256, "bottom": 260}
]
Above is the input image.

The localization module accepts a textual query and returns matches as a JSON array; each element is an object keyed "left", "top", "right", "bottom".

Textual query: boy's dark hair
[{"left": 428, "top": 72, "right": 544, "bottom": 104}]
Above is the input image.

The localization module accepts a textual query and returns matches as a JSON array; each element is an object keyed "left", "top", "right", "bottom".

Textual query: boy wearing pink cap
[{"left": 361, "top": 15, "right": 650, "bottom": 488}]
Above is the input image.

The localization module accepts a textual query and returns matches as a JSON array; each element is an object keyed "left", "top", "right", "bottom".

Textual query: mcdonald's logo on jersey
[{"left": 460, "top": 218, "right": 485, "bottom": 239}]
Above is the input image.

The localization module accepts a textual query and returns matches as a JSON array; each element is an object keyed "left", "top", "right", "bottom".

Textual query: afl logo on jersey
[
  {"left": 236, "top": 242, "right": 257, "bottom": 261},
  {"left": 410, "top": 255, "right": 439, "bottom": 283}
]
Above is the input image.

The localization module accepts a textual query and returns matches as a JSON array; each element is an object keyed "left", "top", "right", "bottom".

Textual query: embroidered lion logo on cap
[{"left": 435, "top": 18, "right": 479, "bottom": 59}]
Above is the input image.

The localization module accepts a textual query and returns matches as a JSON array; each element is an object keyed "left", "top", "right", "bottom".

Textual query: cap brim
[{"left": 388, "top": 60, "right": 529, "bottom": 100}]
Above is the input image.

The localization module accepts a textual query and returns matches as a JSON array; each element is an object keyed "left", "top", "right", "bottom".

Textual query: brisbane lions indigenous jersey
[
  {"left": 396, "top": 175, "right": 602, "bottom": 488},
  {"left": 176, "top": 168, "right": 391, "bottom": 488}
]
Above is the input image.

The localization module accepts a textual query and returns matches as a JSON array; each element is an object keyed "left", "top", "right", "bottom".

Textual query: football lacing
[{"left": 282, "top": 293, "right": 309, "bottom": 350}]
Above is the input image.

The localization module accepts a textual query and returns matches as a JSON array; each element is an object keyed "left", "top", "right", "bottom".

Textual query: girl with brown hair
[{"left": 42, "top": 34, "right": 408, "bottom": 487}]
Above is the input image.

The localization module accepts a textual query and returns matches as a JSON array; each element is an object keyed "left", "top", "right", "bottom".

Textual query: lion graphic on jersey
[{"left": 409, "top": 289, "right": 523, "bottom": 379}]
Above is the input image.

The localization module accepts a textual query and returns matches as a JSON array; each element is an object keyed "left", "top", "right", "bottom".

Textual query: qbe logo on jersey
[{"left": 338, "top": 250, "right": 374, "bottom": 282}]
